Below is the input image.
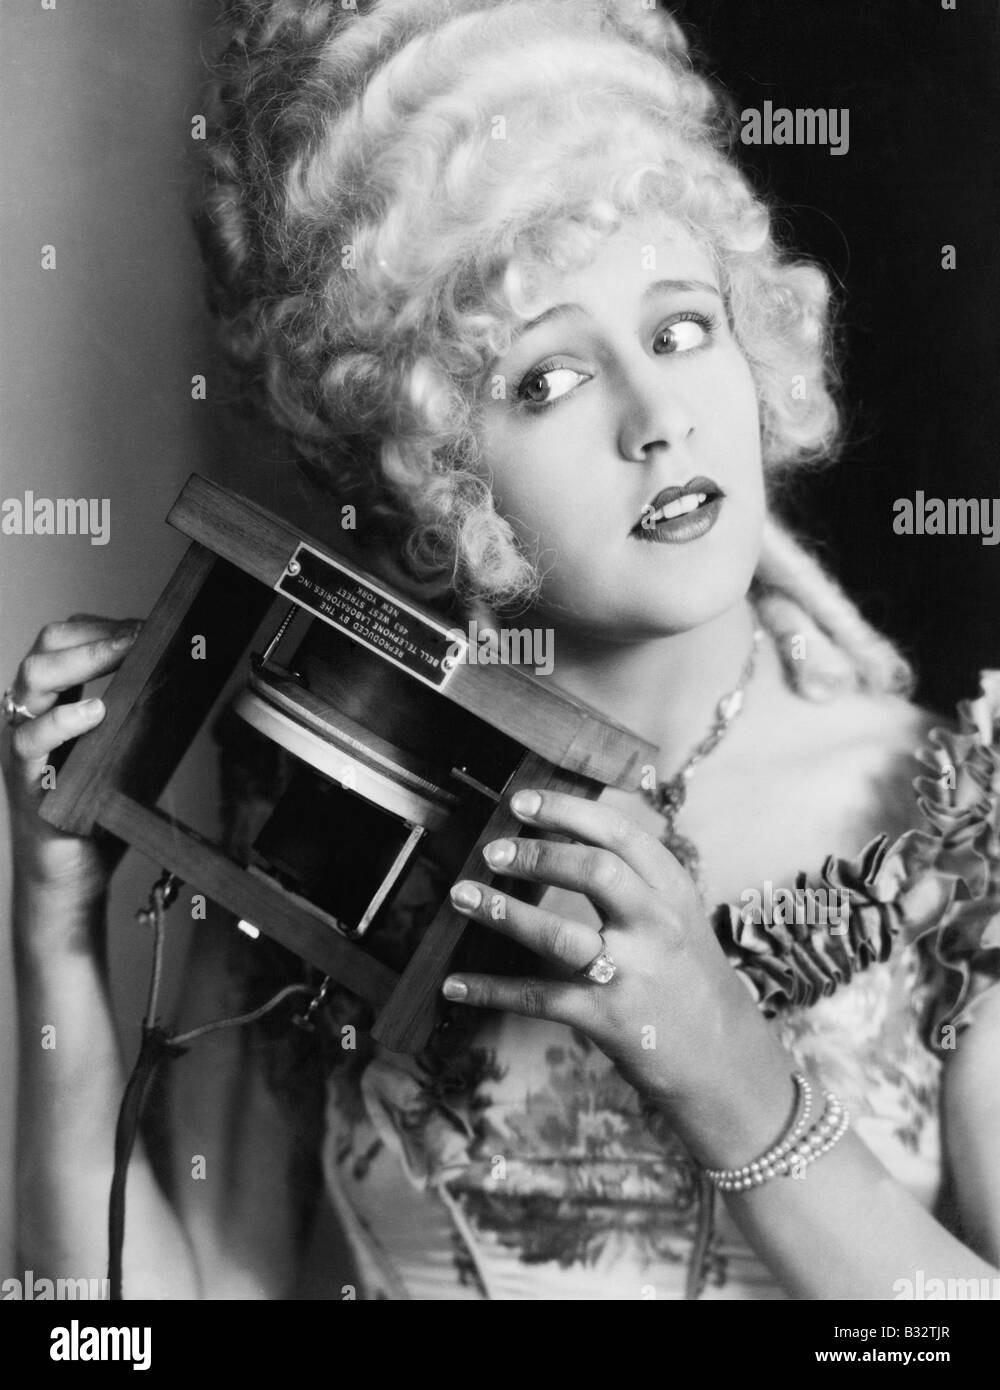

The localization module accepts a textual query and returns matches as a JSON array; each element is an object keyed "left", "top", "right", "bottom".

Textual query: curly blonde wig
[
  {"left": 198, "top": 3, "right": 836, "bottom": 571},
  {"left": 196, "top": 0, "right": 912, "bottom": 694}
]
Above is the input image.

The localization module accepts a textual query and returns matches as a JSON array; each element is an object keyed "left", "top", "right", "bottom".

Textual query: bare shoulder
[
  {"left": 689, "top": 677, "right": 954, "bottom": 899},
  {"left": 800, "top": 686, "right": 943, "bottom": 764},
  {"left": 766, "top": 684, "right": 947, "bottom": 846}
]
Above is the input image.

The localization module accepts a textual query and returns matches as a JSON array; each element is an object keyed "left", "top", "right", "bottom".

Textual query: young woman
[{"left": 4, "top": 0, "right": 999, "bottom": 1300}]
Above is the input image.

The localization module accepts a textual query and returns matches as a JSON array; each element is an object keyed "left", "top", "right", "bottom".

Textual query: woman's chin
[
  {"left": 552, "top": 560, "right": 756, "bottom": 638},
  {"left": 537, "top": 586, "right": 753, "bottom": 648}
]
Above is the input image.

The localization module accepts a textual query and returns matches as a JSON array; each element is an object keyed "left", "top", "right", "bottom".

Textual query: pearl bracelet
[{"left": 703, "top": 1073, "right": 850, "bottom": 1193}]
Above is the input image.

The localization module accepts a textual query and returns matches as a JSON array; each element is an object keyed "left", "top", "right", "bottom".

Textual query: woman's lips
[
  {"left": 630, "top": 475, "right": 724, "bottom": 544},
  {"left": 632, "top": 494, "right": 723, "bottom": 543}
]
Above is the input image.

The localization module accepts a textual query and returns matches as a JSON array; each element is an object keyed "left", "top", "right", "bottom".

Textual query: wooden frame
[{"left": 41, "top": 474, "right": 657, "bottom": 1051}]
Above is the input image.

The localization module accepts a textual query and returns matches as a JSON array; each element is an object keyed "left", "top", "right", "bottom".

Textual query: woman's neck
[{"left": 537, "top": 597, "right": 761, "bottom": 771}]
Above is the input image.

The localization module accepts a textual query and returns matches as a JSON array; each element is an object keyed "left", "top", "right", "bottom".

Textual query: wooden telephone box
[{"left": 40, "top": 474, "right": 657, "bottom": 1051}]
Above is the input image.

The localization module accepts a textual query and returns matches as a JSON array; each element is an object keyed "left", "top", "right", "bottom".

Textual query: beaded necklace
[{"left": 640, "top": 626, "right": 763, "bottom": 886}]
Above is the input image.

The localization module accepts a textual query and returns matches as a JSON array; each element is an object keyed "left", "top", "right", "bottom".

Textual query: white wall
[{"left": 0, "top": 0, "right": 289, "bottom": 1276}]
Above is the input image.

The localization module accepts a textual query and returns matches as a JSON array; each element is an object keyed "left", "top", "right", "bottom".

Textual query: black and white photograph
[{"left": 1, "top": 0, "right": 998, "bottom": 1352}]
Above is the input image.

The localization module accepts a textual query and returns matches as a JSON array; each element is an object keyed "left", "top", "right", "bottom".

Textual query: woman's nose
[{"left": 616, "top": 358, "right": 696, "bottom": 461}]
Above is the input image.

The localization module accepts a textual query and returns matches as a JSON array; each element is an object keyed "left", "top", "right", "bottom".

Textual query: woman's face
[{"left": 477, "top": 219, "right": 765, "bottom": 640}]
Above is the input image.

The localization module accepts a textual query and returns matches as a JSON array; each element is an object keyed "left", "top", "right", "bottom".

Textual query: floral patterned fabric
[{"left": 303, "top": 673, "right": 1000, "bottom": 1300}]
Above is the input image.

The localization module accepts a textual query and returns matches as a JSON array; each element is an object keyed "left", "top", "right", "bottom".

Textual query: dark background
[{"left": 676, "top": 0, "right": 1000, "bottom": 712}]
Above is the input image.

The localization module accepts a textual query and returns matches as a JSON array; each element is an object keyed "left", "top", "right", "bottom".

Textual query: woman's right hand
[{"left": 1, "top": 614, "right": 143, "bottom": 905}]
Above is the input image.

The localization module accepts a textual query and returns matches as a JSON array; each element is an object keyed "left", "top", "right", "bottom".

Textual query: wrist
[
  {"left": 705, "top": 1079, "right": 850, "bottom": 1193},
  {"left": 12, "top": 877, "right": 109, "bottom": 968},
  {"left": 661, "top": 1036, "right": 803, "bottom": 1171},
  {"left": 13, "top": 858, "right": 110, "bottom": 911}
]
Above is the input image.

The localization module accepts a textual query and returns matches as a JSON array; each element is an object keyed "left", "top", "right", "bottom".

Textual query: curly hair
[{"left": 196, "top": 0, "right": 842, "bottom": 608}]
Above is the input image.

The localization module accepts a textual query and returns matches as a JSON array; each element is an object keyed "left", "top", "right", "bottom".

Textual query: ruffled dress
[{"left": 198, "top": 673, "right": 1000, "bottom": 1300}]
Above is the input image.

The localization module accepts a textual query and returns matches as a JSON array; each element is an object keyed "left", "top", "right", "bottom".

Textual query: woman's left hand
[{"left": 442, "top": 787, "right": 794, "bottom": 1155}]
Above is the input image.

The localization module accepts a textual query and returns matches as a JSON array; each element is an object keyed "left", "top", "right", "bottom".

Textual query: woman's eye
[
  {"left": 516, "top": 365, "right": 588, "bottom": 407},
  {"left": 654, "top": 314, "right": 716, "bottom": 355}
]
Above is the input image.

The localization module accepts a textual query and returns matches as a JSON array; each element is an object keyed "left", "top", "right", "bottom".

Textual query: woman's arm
[
  {"left": 14, "top": 880, "right": 202, "bottom": 1297},
  {"left": 440, "top": 786, "right": 1000, "bottom": 1299},
  {"left": 940, "top": 988, "right": 1000, "bottom": 1267},
  {"left": 3, "top": 615, "right": 201, "bottom": 1294},
  {"left": 14, "top": 878, "right": 318, "bottom": 1299},
  {"left": 5, "top": 615, "right": 313, "bottom": 1298},
  {"left": 717, "top": 1096, "right": 999, "bottom": 1301}
]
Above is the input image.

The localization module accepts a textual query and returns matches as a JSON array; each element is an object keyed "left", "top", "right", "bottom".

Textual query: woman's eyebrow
[{"left": 512, "top": 277, "right": 722, "bottom": 341}]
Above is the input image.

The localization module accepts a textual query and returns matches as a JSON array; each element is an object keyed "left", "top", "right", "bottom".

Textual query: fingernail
[
  {"left": 111, "top": 622, "right": 140, "bottom": 648},
  {"left": 511, "top": 790, "right": 541, "bottom": 817},
  {"left": 81, "top": 698, "right": 104, "bottom": 718},
  {"left": 483, "top": 839, "right": 516, "bottom": 868},
  {"left": 450, "top": 882, "right": 482, "bottom": 910},
  {"left": 442, "top": 978, "right": 468, "bottom": 1001}
]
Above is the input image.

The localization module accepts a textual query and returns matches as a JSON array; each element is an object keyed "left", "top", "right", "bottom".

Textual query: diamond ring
[
  {"left": 579, "top": 934, "right": 617, "bottom": 985},
  {"left": 2, "top": 688, "right": 36, "bottom": 727}
]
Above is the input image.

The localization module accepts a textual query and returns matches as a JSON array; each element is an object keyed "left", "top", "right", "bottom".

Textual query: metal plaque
[{"left": 276, "top": 542, "right": 466, "bottom": 690}]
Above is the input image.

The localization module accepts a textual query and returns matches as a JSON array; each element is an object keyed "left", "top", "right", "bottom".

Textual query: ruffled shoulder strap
[
  {"left": 713, "top": 672, "right": 1000, "bottom": 1057},
  {"left": 909, "top": 671, "right": 1000, "bottom": 1052}
]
